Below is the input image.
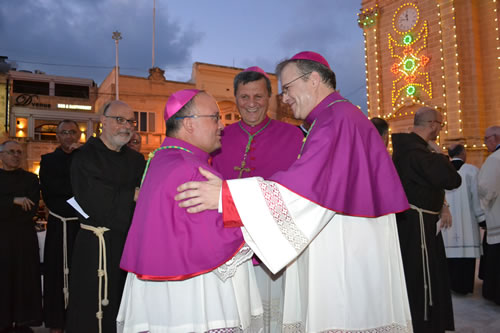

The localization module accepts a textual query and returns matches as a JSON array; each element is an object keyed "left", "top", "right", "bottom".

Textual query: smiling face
[
  {"left": 235, "top": 78, "right": 270, "bottom": 126},
  {"left": 100, "top": 101, "right": 135, "bottom": 151},
  {"left": 280, "top": 63, "right": 316, "bottom": 120}
]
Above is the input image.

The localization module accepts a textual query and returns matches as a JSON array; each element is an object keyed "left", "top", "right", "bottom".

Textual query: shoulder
[
  {"left": 462, "top": 163, "right": 479, "bottom": 174},
  {"left": 20, "top": 169, "right": 39, "bottom": 182},
  {"left": 270, "top": 119, "right": 302, "bottom": 134},
  {"left": 124, "top": 146, "right": 146, "bottom": 163},
  {"left": 221, "top": 122, "right": 240, "bottom": 136},
  {"left": 150, "top": 151, "right": 216, "bottom": 182}
]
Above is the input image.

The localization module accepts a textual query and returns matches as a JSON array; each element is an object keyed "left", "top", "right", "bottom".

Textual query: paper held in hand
[{"left": 67, "top": 197, "right": 89, "bottom": 219}]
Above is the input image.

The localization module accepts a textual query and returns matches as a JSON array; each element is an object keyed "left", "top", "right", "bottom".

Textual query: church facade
[{"left": 359, "top": 0, "right": 500, "bottom": 166}]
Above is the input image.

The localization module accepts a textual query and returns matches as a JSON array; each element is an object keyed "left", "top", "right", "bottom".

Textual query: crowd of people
[{"left": 0, "top": 51, "right": 499, "bottom": 333}]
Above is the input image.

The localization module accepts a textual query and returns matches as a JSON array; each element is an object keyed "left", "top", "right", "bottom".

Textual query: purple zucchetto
[
  {"left": 290, "top": 51, "right": 331, "bottom": 70},
  {"left": 164, "top": 89, "right": 200, "bottom": 121},
  {"left": 243, "top": 66, "right": 269, "bottom": 78}
]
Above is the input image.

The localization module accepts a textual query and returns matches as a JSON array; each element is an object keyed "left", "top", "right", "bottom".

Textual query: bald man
[
  {"left": 392, "top": 107, "right": 461, "bottom": 332},
  {"left": 478, "top": 125, "right": 500, "bottom": 305},
  {"left": 66, "top": 101, "right": 145, "bottom": 333},
  {"left": 0, "top": 141, "right": 42, "bottom": 332}
]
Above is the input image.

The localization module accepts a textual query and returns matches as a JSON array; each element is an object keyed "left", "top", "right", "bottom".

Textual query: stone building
[
  {"left": 3, "top": 70, "right": 100, "bottom": 172},
  {"left": 359, "top": 0, "right": 500, "bottom": 166},
  {"left": 1, "top": 60, "right": 299, "bottom": 169},
  {"left": 97, "top": 63, "right": 297, "bottom": 156}
]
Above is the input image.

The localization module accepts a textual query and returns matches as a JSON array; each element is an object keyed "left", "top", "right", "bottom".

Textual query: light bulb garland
[
  {"left": 359, "top": 5, "right": 381, "bottom": 117},
  {"left": 357, "top": 5, "right": 379, "bottom": 29}
]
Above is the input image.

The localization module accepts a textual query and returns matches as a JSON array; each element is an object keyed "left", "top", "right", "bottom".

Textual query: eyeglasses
[
  {"left": 104, "top": 115, "right": 137, "bottom": 127},
  {"left": 281, "top": 72, "right": 312, "bottom": 96},
  {"left": 4, "top": 149, "right": 22, "bottom": 156},
  {"left": 428, "top": 120, "right": 445, "bottom": 128},
  {"left": 175, "top": 114, "right": 221, "bottom": 122},
  {"left": 58, "top": 130, "right": 79, "bottom": 136}
]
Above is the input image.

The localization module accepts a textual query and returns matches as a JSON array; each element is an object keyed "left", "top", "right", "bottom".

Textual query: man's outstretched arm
[{"left": 175, "top": 167, "right": 222, "bottom": 213}]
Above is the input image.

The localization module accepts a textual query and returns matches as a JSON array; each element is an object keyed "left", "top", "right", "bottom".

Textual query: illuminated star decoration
[{"left": 388, "top": 22, "right": 432, "bottom": 106}]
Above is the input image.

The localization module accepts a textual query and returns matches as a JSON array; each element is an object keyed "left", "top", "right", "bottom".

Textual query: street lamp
[{"left": 112, "top": 31, "right": 122, "bottom": 100}]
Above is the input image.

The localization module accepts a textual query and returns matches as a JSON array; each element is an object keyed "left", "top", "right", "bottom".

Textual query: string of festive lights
[
  {"left": 436, "top": 1, "right": 449, "bottom": 136},
  {"left": 374, "top": 27, "right": 381, "bottom": 116},
  {"left": 451, "top": 0, "right": 463, "bottom": 134},
  {"left": 357, "top": 5, "right": 379, "bottom": 29},
  {"left": 363, "top": 31, "right": 370, "bottom": 116}
]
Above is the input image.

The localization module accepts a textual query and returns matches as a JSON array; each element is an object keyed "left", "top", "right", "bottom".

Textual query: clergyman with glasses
[
  {"left": 175, "top": 51, "right": 413, "bottom": 332},
  {"left": 392, "top": 106, "right": 462, "bottom": 332},
  {"left": 39, "top": 120, "right": 81, "bottom": 333},
  {"left": 117, "top": 90, "right": 263, "bottom": 332},
  {"left": 65, "top": 101, "right": 145, "bottom": 333},
  {"left": 0, "top": 140, "right": 43, "bottom": 332},
  {"left": 210, "top": 66, "right": 303, "bottom": 333}
]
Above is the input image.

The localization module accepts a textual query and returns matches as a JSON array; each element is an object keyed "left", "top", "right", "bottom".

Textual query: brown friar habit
[
  {"left": 0, "top": 168, "right": 42, "bottom": 329},
  {"left": 392, "top": 132, "right": 461, "bottom": 333},
  {"left": 65, "top": 137, "right": 145, "bottom": 333},
  {"left": 40, "top": 147, "right": 80, "bottom": 329}
]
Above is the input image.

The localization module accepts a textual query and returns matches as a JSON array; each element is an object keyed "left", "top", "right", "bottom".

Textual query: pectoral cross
[{"left": 234, "top": 160, "right": 251, "bottom": 178}]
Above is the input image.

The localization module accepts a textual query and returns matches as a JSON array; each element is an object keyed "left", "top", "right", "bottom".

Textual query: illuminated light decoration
[
  {"left": 57, "top": 103, "right": 92, "bottom": 111},
  {"left": 363, "top": 31, "right": 370, "bottom": 116},
  {"left": 357, "top": 5, "right": 379, "bottom": 29},
  {"left": 420, "top": 55, "right": 429, "bottom": 66},
  {"left": 391, "top": 63, "right": 399, "bottom": 75},
  {"left": 403, "top": 46, "right": 414, "bottom": 56},
  {"left": 389, "top": 20, "right": 432, "bottom": 106},
  {"left": 406, "top": 85, "right": 416, "bottom": 95},
  {"left": 404, "top": 58, "right": 416, "bottom": 71},
  {"left": 451, "top": 0, "right": 463, "bottom": 133},
  {"left": 392, "top": 3, "right": 420, "bottom": 35},
  {"left": 405, "top": 74, "right": 416, "bottom": 84},
  {"left": 403, "top": 34, "right": 413, "bottom": 45},
  {"left": 359, "top": 5, "right": 381, "bottom": 116}
]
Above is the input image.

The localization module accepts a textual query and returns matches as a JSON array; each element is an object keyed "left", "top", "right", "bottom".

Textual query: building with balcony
[
  {"left": 6, "top": 70, "right": 100, "bottom": 172},
  {"left": 97, "top": 64, "right": 299, "bottom": 156}
]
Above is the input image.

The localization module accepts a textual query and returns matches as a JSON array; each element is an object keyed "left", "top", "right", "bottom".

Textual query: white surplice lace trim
[
  {"left": 205, "top": 314, "right": 264, "bottom": 333},
  {"left": 257, "top": 179, "right": 309, "bottom": 253},
  {"left": 214, "top": 244, "right": 254, "bottom": 282},
  {"left": 282, "top": 321, "right": 413, "bottom": 333}
]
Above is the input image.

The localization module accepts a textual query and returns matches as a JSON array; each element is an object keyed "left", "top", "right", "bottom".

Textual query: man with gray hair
[
  {"left": 0, "top": 140, "right": 42, "bottom": 332},
  {"left": 442, "top": 144, "right": 485, "bottom": 295},
  {"left": 40, "top": 119, "right": 81, "bottom": 333},
  {"left": 66, "top": 101, "right": 145, "bottom": 333},
  {"left": 478, "top": 125, "right": 500, "bottom": 304},
  {"left": 392, "top": 106, "right": 461, "bottom": 332}
]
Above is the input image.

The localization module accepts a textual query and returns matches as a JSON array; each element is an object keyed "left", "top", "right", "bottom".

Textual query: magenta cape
[
  {"left": 270, "top": 92, "right": 410, "bottom": 217},
  {"left": 212, "top": 117, "right": 303, "bottom": 179},
  {"left": 120, "top": 137, "right": 245, "bottom": 280}
]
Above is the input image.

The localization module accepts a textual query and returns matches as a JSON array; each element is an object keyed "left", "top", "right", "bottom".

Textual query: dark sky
[{"left": 0, "top": 0, "right": 367, "bottom": 110}]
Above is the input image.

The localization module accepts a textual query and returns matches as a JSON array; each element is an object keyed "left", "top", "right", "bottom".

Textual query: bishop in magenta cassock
[
  {"left": 118, "top": 90, "right": 263, "bottom": 333},
  {"left": 212, "top": 66, "right": 303, "bottom": 333},
  {"left": 176, "top": 52, "right": 413, "bottom": 333}
]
